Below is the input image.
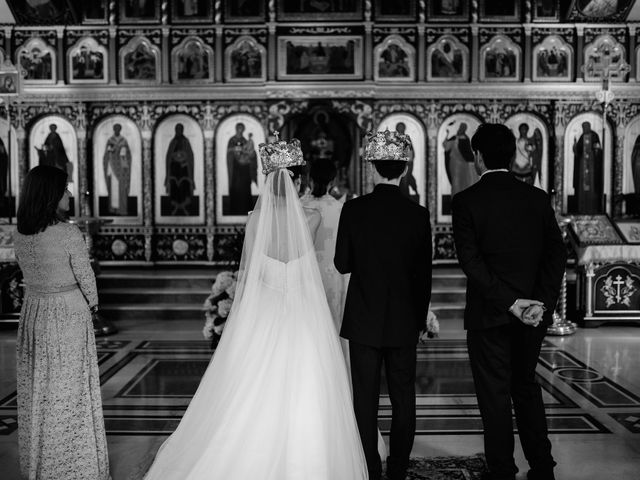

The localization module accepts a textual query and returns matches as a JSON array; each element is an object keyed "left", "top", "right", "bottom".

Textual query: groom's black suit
[
  {"left": 452, "top": 171, "right": 567, "bottom": 480},
  {"left": 335, "top": 184, "right": 432, "bottom": 480}
]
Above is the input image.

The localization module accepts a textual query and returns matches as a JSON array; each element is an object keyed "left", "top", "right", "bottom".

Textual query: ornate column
[
  {"left": 470, "top": 25, "right": 479, "bottom": 82},
  {"left": 417, "top": 25, "right": 426, "bottom": 82},
  {"left": 552, "top": 101, "right": 568, "bottom": 214},
  {"left": 576, "top": 25, "right": 585, "bottom": 83},
  {"left": 613, "top": 103, "right": 627, "bottom": 217},
  {"left": 267, "top": 0, "right": 276, "bottom": 81},
  {"left": 214, "top": 2, "right": 223, "bottom": 83},
  {"left": 73, "top": 103, "right": 90, "bottom": 217},
  {"left": 523, "top": 24, "right": 532, "bottom": 81},
  {"left": 138, "top": 104, "right": 154, "bottom": 263},
  {"left": 15, "top": 128, "right": 27, "bottom": 188},
  {"left": 426, "top": 101, "right": 440, "bottom": 222},
  {"left": 55, "top": 27, "right": 64, "bottom": 84},
  {"left": 202, "top": 103, "right": 216, "bottom": 262},
  {"left": 630, "top": 26, "right": 637, "bottom": 81},
  {"left": 108, "top": 27, "right": 117, "bottom": 84},
  {"left": 364, "top": 1, "right": 373, "bottom": 81}
]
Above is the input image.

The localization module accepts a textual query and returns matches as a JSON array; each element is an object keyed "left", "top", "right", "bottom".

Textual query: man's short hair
[
  {"left": 372, "top": 160, "right": 407, "bottom": 180},
  {"left": 471, "top": 123, "right": 516, "bottom": 170}
]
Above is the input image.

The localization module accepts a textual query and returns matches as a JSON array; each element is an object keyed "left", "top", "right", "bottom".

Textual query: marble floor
[{"left": 1, "top": 318, "right": 640, "bottom": 479}]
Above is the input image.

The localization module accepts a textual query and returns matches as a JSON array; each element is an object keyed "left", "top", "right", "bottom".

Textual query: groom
[
  {"left": 335, "top": 130, "right": 432, "bottom": 480},
  {"left": 452, "top": 123, "right": 567, "bottom": 480}
]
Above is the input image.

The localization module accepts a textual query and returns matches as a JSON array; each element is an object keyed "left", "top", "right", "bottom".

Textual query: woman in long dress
[
  {"left": 144, "top": 147, "right": 368, "bottom": 479},
  {"left": 14, "top": 165, "right": 110, "bottom": 480}
]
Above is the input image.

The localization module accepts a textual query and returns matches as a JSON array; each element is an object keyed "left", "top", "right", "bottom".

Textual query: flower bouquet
[
  {"left": 419, "top": 309, "right": 440, "bottom": 344},
  {"left": 202, "top": 271, "right": 238, "bottom": 350}
]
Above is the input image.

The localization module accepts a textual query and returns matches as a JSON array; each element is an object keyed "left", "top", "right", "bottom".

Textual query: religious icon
[
  {"left": 226, "top": 36, "right": 266, "bottom": 82},
  {"left": 289, "top": 108, "right": 355, "bottom": 199},
  {"left": 29, "top": 116, "right": 79, "bottom": 216},
  {"left": 225, "top": 0, "right": 265, "bottom": 22},
  {"left": 533, "top": 35, "right": 572, "bottom": 81},
  {"left": 375, "top": 0, "right": 416, "bottom": 21},
  {"left": 122, "top": 0, "right": 158, "bottom": 19},
  {"left": 563, "top": 113, "right": 612, "bottom": 215},
  {"left": 216, "top": 114, "right": 266, "bottom": 224},
  {"left": 480, "top": 35, "right": 520, "bottom": 82},
  {"left": 277, "top": 0, "right": 362, "bottom": 20},
  {"left": 428, "top": 0, "right": 468, "bottom": 21},
  {"left": 226, "top": 123, "right": 259, "bottom": 216},
  {"left": 82, "top": 1, "right": 108, "bottom": 21},
  {"left": 583, "top": 34, "right": 628, "bottom": 82},
  {"left": 155, "top": 115, "right": 204, "bottom": 224},
  {"left": 9, "top": 0, "right": 73, "bottom": 24},
  {"left": 443, "top": 122, "right": 476, "bottom": 196},
  {"left": 427, "top": 35, "right": 468, "bottom": 81},
  {"left": 505, "top": 113, "right": 549, "bottom": 190},
  {"left": 567, "top": 0, "right": 636, "bottom": 20},
  {"left": 164, "top": 124, "right": 196, "bottom": 216},
  {"left": 120, "top": 37, "right": 161, "bottom": 83},
  {"left": 480, "top": 0, "right": 521, "bottom": 21},
  {"left": 533, "top": 0, "right": 560, "bottom": 21},
  {"left": 0, "top": 118, "right": 18, "bottom": 218},
  {"left": 573, "top": 121, "right": 603, "bottom": 213},
  {"left": 68, "top": 37, "right": 108, "bottom": 83},
  {"left": 17, "top": 38, "right": 56, "bottom": 84},
  {"left": 172, "top": 37, "right": 214, "bottom": 83},
  {"left": 36, "top": 124, "right": 73, "bottom": 179},
  {"left": 620, "top": 116, "right": 640, "bottom": 214},
  {"left": 278, "top": 36, "right": 363, "bottom": 80},
  {"left": 93, "top": 116, "right": 142, "bottom": 221},
  {"left": 374, "top": 35, "right": 415, "bottom": 81},
  {"left": 0, "top": 72, "right": 18, "bottom": 94},
  {"left": 378, "top": 114, "right": 427, "bottom": 206},
  {"left": 437, "top": 114, "right": 481, "bottom": 223},
  {"left": 103, "top": 125, "right": 132, "bottom": 215}
]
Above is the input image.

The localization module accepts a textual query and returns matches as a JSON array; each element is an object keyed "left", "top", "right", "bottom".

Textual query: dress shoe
[{"left": 527, "top": 469, "right": 555, "bottom": 480}]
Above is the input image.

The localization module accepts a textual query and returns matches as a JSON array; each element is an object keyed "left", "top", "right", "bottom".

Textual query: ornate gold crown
[
  {"left": 258, "top": 131, "right": 306, "bottom": 175},
  {"left": 363, "top": 129, "right": 411, "bottom": 162}
]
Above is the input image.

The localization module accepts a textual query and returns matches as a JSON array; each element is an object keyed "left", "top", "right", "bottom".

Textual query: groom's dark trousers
[
  {"left": 452, "top": 172, "right": 567, "bottom": 480},
  {"left": 335, "top": 184, "right": 432, "bottom": 480}
]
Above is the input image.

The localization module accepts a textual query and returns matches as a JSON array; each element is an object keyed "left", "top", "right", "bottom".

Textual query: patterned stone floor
[{"left": 0, "top": 318, "right": 639, "bottom": 479}]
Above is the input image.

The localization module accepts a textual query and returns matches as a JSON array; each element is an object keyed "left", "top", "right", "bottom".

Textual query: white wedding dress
[{"left": 144, "top": 169, "right": 368, "bottom": 480}]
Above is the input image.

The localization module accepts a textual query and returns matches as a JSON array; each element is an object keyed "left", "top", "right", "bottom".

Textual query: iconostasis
[{"left": 0, "top": 0, "right": 639, "bottom": 263}]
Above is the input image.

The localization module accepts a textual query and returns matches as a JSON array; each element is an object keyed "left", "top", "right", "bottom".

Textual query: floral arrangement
[
  {"left": 420, "top": 309, "right": 440, "bottom": 344},
  {"left": 202, "top": 271, "right": 238, "bottom": 349}
]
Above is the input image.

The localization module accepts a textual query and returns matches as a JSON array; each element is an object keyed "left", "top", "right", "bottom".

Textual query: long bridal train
[{"left": 144, "top": 167, "right": 368, "bottom": 479}]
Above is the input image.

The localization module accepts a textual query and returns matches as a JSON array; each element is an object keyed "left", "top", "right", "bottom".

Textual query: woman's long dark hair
[
  {"left": 310, "top": 160, "right": 337, "bottom": 198},
  {"left": 17, "top": 166, "right": 68, "bottom": 235}
]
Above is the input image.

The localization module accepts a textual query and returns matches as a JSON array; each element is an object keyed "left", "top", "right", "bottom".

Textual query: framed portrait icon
[
  {"left": 374, "top": 35, "right": 416, "bottom": 82},
  {"left": 225, "top": 36, "right": 267, "bottom": 83},
  {"left": 532, "top": 35, "right": 573, "bottom": 82},
  {"left": 171, "top": 0, "right": 213, "bottom": 23},
  {"left": 277, "top": 36, "right": 363, "bottom": 81},
  {"left": 68, "top": 36, "right": 108, "bottom": 84},
  {"left": 428, "top": 0, "right": 469, "bottom": 22}
]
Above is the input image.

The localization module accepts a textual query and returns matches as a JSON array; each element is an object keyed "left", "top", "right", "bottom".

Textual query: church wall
[{"left": 0, "top": 1, "right": 638, "bottom": 264}]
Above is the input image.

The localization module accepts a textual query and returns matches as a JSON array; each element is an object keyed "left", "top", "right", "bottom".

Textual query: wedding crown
[
  {"left": 258, "top": 131, "right": 306, "bottom": 175},
  {"left": 363, "top": 129, "right": 411, "bottom": 162}
]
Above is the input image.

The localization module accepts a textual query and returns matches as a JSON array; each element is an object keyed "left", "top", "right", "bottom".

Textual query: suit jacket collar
[
  {"left": 479, "top": 170, "right": 514, "bottom": 185},
  {"left": 373, "top": 184, "right": 401, "bottom": 195}
]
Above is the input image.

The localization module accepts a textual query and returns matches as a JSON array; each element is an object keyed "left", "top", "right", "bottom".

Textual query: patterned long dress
[{"left": 14, "top": 222, "right": 110, "bottom": 480}]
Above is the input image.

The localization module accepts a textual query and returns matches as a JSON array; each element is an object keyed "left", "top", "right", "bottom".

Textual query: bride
[{"left": 144, "top": 135, "right": 368, "bottom": 479}]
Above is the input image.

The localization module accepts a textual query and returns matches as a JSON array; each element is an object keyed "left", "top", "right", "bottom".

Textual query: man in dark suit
[
  {"left": 452, "top": 123, "right": 567, "bottom": 480},
  {"left": 335, "top": 130, "right": 432, "bottom": 480}
]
